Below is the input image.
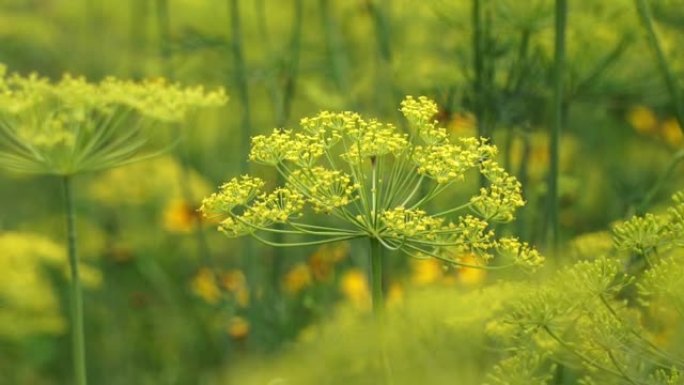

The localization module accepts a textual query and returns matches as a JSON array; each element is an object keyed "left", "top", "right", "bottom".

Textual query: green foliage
[{"left": 487, "top": 192, "right": 684, "bottom": 384}]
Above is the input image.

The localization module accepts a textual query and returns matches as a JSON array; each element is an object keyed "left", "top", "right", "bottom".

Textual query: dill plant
[
  {"left": 0, "top": 63, "right": 226, "bottom": 385},
  {"left": 201, "top": 96, "right": 543, "bottom": 315},
  {"left": 486, "top": 191, "right": 684, "bottom": 385}
]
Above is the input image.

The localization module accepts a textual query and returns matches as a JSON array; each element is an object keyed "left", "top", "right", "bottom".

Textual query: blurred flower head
[
  {"left": 0, "top": 64, "right": 227, "bottom": 175},
  {"left": 0, "top": 231, "right": 100, "bottom": 339}
]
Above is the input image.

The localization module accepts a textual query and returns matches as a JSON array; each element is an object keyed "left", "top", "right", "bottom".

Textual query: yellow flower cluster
[
  {"left": 400, "top": 95, "right": 447, "bottom": 144},
  {"left": 252, "top": 187, "right": 305, "bottom": 223},
  {"left": 449, "top": 215, "right": 496, "bottom": 261},
  {"left": 381, "top": 207, "right": 444, "bottom": 240},
  {"left": 216, "top": 187, "right": 305, "bottom": 238},
  {"left": 299, "top": 110, "right": 354, "bottom": 146},
  {"left": 627, "top": 105, "right": 683, "bottom": 147},
  {"left": 0, "top": 63, "right": 226, "bottom": 175},
  {"left": 249, "top": 129, "right": 325, "bottom": 167},
  {"left": 612, "top": 189, "right": 684, "bottom": 256},
  {"left": 290, "top": 167, "right": 359, "bottom": 213},
  {"left": 100, "top": 77, "right": 227, "bottom": 123},
  {"left": 203, "top": 96, "right": 541, "bottom": 270},
  {"left": 613, "top": 213, "right": 666, "bottom": 255},
  {"left": 0, "top": 232, "right": 101, "bottom": 339},
  {"left": 413, "top": 137, "right": 494, "bottom": 184},
  {"left": 282, "top": 263, "right": 313, "bottom": 295},
  {"left": 497, "top": 237, "right": 545, "bottom": 269},
  {"left": 200, "top": 175, "right": 264, "bottom": 216},
  {"left": 340, "top": 120, "right": 408, "bottom": 160},
  {"left": 191, "top": 267, "right": 249, "bottom": 307},
  {"left": 471, "top": 160, "right": 525, "bottom": 222}
]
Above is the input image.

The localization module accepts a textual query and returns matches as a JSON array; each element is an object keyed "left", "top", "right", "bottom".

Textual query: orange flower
[
  {"left": 282, "top": 263, "right": 312, "bottom": 295},
  {"left": 660, "top": 117, "right": 683, "bottom": 147},
  {"left": 308, "top": 242, "right": 350, "bottom": 281},
  {"left": 448, "top": 112, "right": 477, "bottom": 137},
  {"left": 227, "top": 316, "right": 250, "bottom": 340},
  {"left": 162, "top": 199, "right": 198, "bottom": 233},
  {"left": 222, "top": 269, "right": 249, "bottom": 307}
]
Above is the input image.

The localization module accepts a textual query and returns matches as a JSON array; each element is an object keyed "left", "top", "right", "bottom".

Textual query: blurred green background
[{"left": 2, "top": 0, "right": 684, "bottom": 384}]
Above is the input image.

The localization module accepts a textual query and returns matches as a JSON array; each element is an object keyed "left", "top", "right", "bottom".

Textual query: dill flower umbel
[
  {"left": 0, "top": 64, "right": 227, "bottom": 175},
  {"left": 202, "top": 96, "right": 542, "bottom": 271}
]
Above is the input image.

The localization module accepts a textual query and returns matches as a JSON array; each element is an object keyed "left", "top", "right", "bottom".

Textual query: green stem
[
  {"left": 155, "top": 0, "right": 174, "bottom": 78},
  {"left": 228, "top": 0, "right": 252, "bottom": 174},
  {"left": 63, "top": 175, "right": 87, "bottom": 385},
  {"left": 472, "top": 0, "right": 489, "bottom": 188},
  {"left": 472, "top": 0, "right": 484, "bottom": 136},
  {"left": 370, "top": 237, "right": 384, "bottom": 317},
  {"left": 320, "top": 0, "right": 351, "bottom": 103},
  {"left": 637, "top": 149, "right": 684, "bottom": 214},
  {"left": 547, "top": 0, "right": 567, "bottom": 254},
  {"left": 515, "top": 132, "right": 531, "bottom": 240},
  {"left": 367, "top": 0, "right": 400, "bottom": 116},
  {"left": 635, "top": 0, "right": 684, "bottom": 132}
]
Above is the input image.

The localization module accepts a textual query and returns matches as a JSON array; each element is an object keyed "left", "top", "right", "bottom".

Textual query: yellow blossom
[
  {"left": 448, "top": 112, "right": 477, "bottom": 137},
  {"left": 627, "top": 105, "right": 658, "bottom": 135},
  {"left": 282, "top": 264, "right": 313, "bottom": 295},
  {"left": 456, "top": 254, "right": 487, "bottom": 286},
  {"left": 191, "top": 268, "right": 221, "bottom": 304},
  {"left": 308, "top": 242, "right": 350, "bottom": 281},
  {"left": 0, "top": 232, "right": 100, "bottom": 339},
  {"left": 340, "top": 269, "right": 370, "bottom": 310},
  {"left": 410, "top": 259, "right": 443, "bottom": 286},
  {"left": 222, "top": 269, "right": 250, "bottom": 307},
  {"left": 227, "top": 316, "right": 250, "bottom": 340},
  {"left": 660, "top": 117, "right": 683, "bottom": 147},
  {"left": 387, "top": 282, "right": 404, "bottom": 308},
  {"left": 162, "top": 199, "right": 198, "bottom": 233}
]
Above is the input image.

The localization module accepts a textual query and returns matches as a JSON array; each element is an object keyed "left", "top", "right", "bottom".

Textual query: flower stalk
[
  {"left": 370, "top": 237, "right": 384, "bottom": 316},
  {"left": 63, "top": 175, "right": 87, "bottom": 385},
  {"left": 547, "top": 0, "right": 567, "bottom": 253}
]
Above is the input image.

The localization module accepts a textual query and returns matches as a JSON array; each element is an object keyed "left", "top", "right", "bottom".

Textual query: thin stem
[
  {"left": 543, "top": 326, "right": 647, "bottom": 384},
  {"left": 370, "top": 237, "right": 384, "bottom": 317},
  {"left": 637, "top": 149, "right": 684, "bottom": 214},
  {"left": 228, "top": 0, "right": 252, "bottom": 174},
  {"left": 635, "top": 0, "right": 684, "bottom": 132},
  {"left": 372, "top": 157, "right": 378, "bottom": 227},
  {"left": 63, "top": 175, "right": 87, "bottom": 385},
  {"left": 319, "top": 0, "right": 352, "bottom": 103},
  {"left": 155, "top": 0, "right": 174, "bottom": 78},
  {"left": 472, "top": 0, "right": 488, "bottom": 189},
  {"left": 251, "top": 232, "right": 362, "bottom": 248},
  {"left": 546, "top": 0, "right": 567, "bottom": 254},
  {"left": 367, "top": 0, "right": 399, "bottom": 115},
  {"left": 432, "top": 201, "right": 473, "bottom": 217},
  {"left": 399, "top": 175, "right": 424, "bottom": 207}
]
